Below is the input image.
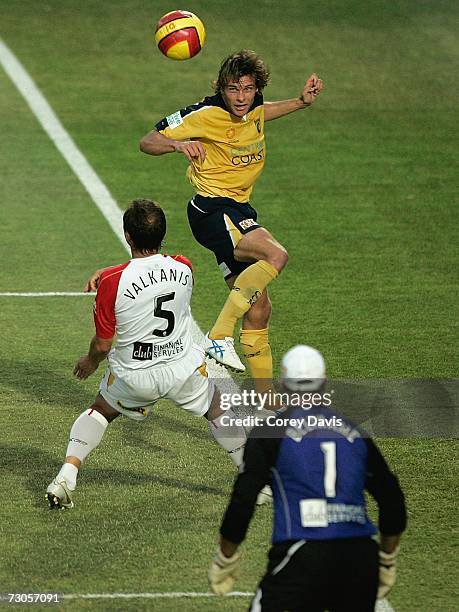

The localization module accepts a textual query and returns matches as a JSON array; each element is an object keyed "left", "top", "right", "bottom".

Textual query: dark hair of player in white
[{"left": 123, "top": 198, "right": 166, "bottom": 254}]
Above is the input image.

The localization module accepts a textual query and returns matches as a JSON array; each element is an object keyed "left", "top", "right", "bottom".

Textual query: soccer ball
[{"left": 155, "top": 10, "right": 206, "bottom": 61}]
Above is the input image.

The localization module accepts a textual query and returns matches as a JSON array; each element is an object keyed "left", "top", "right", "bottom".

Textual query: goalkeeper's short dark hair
[
  {"left": 214, "top": 50, "right": 270, "bottom": 93},
  {"left": 123, "top": 199, "right": 166, "bottom": 253}
]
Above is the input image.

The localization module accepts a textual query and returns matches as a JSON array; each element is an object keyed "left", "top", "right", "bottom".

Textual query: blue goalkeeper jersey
[
  {"left": 220, "top": 406, "right": 406, "bottom": 545},
  {"left": 270, "top": 409, "right": 376, "bottom": 542}
]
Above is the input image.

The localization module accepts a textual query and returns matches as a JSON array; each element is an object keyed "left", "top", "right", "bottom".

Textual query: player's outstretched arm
[
  {"left": 139, "top": 129, "right": 206, "bottom": 162},
  {"left": 264, "top": 73, "right": 323, "bottom": 121}
]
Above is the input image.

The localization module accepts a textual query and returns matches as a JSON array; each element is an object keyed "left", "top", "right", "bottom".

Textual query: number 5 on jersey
[{"left": 153, "top": 292, "right": 176, "bottom": 337}]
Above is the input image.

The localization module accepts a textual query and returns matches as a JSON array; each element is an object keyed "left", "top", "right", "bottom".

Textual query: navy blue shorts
[{"left": 187, "top": 194, "right": 261, "bottom": 280}]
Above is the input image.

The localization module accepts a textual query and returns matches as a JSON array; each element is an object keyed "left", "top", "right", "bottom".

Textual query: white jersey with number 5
[{"left": 94, "top": 254, "right": 197, "bottom": 372}]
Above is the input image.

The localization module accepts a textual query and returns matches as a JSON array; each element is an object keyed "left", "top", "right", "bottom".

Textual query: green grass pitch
[{"left": 0, "top": 1, "right": 457, "bottom": 610}]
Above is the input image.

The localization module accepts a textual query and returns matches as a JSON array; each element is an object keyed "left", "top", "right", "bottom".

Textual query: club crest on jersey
[{"left": 239, "top": 218, "right": 257, "bottom": 230}]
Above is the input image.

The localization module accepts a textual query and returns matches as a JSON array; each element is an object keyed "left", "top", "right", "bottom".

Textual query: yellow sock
[
  {"left": 239, "top": 328, "right": 273, "bottom": 382},
  {"left": 210, "top": 261, "right": 278, "bottom": 339},
  {"left": 240, "top": 328, "right": 281, "bottom": 407}
]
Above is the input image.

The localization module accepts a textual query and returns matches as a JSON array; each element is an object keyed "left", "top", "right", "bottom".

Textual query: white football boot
[
  {"left": 46, "top": 477, "right": 74, "bottom": 509},
  {"left": 204, "top": 333, "right": 245, "bottom": 372},
  {"left": 256, "top": 484, "right": 273, "bottom": 506}
]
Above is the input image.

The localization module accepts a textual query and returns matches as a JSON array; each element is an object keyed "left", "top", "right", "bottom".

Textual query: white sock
[
  {"left": 208, "top": 409, "right": 246, "bottom": 467},
  {"left": 57, "top": 463, "right": 79, "bottom": 491},
  {"left": 61, "top": 409, "right": 109, "bottom": 488}
]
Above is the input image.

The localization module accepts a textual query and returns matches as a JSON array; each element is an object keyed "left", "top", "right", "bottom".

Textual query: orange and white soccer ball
[{"left": 155, "top": 10, "right": 206, "bottom": 60}]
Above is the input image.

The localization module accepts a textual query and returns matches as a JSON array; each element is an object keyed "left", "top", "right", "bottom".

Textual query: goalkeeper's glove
[
  {"left": 208, "top": 547, "right": 241, "bottom": 595},
  {"left": 377, "top": 546, "right": 400, "bottom": 599}
]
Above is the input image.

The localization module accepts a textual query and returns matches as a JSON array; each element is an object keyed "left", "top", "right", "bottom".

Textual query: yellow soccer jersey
[{"left": 155, "top": 92, "right": 265, "bottom": 203}]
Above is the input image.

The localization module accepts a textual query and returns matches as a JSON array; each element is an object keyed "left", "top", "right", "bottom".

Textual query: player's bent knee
[
  {"left": 270, "top": 246, "right": 289, "bottom": 272},
  {"left": 92, "top": 394, "right": 120, "bottom": 423},
  {"left": 263, "top": 244, "right": 288, "bottom": 273}
]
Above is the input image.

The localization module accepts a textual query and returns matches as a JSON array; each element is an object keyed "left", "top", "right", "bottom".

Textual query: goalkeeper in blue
[{"left": 208, "top": 345, "right": 407, "bottom": 611}]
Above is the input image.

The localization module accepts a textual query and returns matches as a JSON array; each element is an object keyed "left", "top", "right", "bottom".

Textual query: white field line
[
  {"left": 0, "top": 39, "right": 393, "bottom": 612},
  {"left": 62, "top": 592, "right": 252, "bottom": 600},
  {"left": 0, "top": 38, "right": 123, "bottom": 243},
  {"left": 0, "top": 36, "right": 233, "bottom": 384},
  {"left": 61, "top": 592, "right": 393, "bottom": 610}
]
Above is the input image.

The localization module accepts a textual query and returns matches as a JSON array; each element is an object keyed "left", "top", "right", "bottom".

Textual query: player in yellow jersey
[{"left": 140, "top": 50, "right": 323, "bottom": 381}]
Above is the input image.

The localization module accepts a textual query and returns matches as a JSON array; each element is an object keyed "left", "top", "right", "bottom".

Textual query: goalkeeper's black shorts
[
  {"left": 187, "top": 194, "right": 261, "bottom": 280},
  {"left": 249, "top": 537, "right": 379, "bottom": 612}
]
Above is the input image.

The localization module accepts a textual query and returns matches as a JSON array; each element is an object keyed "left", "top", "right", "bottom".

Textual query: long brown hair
[{"left": 214, "top": 50, "right": 270, "bottom": 93}]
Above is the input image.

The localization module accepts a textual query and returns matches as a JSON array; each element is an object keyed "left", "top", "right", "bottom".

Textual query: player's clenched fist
[
  {"left": 174, "top": 140, "right": 206, "bottom": 163},
  {"left": 300, "top": 73, "right": 323, "bottom": 105},
  {"left": 208, "top": 547, "right": 241, "bottom": 595}
]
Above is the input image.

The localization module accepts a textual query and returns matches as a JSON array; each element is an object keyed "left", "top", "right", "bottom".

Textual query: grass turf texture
[{"left": 0, "top": 1, "right": 457, "bottom": 610}]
